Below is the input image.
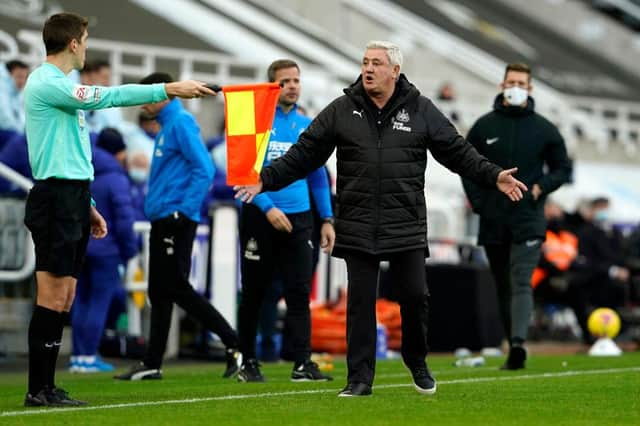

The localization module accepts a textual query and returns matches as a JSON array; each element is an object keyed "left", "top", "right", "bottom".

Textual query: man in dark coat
[
  {"left": 462, "top": 63, "right": 572, "bottom": 370},
  {"left": 234, "top": 41, "right": 527, "bottom": 397}
]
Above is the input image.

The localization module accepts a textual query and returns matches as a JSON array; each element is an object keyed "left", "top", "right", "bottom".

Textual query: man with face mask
[
  {"left": 571, "top": 198, "right": 629, "bottom": 335},
  {"left": 462, "top": 63, "right": 572, "bottom": 370},
  {"left": 126, "top": 151, "right": 151, "bottom": 221}
]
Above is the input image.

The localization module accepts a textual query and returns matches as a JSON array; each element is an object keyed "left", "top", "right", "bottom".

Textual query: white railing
[
  {"left": 0, "top": 163, "right": 34, "bottom": 283},
  {"left": 343, "top": 0, "right": 640, "bottom": 156},
  {"left": 11, "top": 21, "right": 640, "bottom": 157},
  {"left": 571, "top": 96, "right": 640, "bottom": 155},
  {"left": 14, "top": 29, "right": 344, "bottom": 114}
]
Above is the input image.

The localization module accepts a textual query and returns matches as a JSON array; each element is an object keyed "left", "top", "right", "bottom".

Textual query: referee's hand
[
  {"left": 165, "top": 80, "right": 217, "bottom": 99},
  {"left": 90, "top": 206, "right": 108, "bottom": 239}
]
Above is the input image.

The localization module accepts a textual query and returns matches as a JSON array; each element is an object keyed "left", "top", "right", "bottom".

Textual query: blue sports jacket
[
  {"left": 144, "top": 99, "right": 214, "bottom": 222},
  {"left": 253, "top": 105, "right": 332, "bottom": 218}
]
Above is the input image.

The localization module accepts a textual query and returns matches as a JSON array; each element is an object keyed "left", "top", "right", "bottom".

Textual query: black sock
[
  {"left": 48, "top": 312, "right": 68, "bottom": 389},
  {"left": 28, "top": 305, "right": 61, "bottom": 395}
]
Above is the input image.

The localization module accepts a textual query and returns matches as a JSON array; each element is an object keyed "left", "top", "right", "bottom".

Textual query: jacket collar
[
  {"left": 344, "top": 73, "right": 420, "bottom": 117},
  {"left": 157, "top": 98, "right": 182, "bottom": 125},
  {"left": 275, "top": 103, "right": 299, "bottom": 117}
]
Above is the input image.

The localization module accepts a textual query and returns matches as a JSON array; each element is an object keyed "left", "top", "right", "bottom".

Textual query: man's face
[
  {"left": 361, "top": 48, "right": 399, "bottom": 97},
  {"left": 80, "top": 70, "right": 93, "bottom": 85},
  {"left": 10, "top": 67, "right": 28, "bottom": 90},
  {"left": 501, "top": 70, "right": 531, "bottom": 93},
  {"left": 140, "top": 119, "right": 160, "bottom": 137},
  {"left": 93, "top": 66, "right": 112, "bottom": 86},
  {"left": 544, "top": 203, "right": 564, "bottom": 221},
  {"left": 273, "top": 66, "right": 300, "bottom": 107},
  {"left": 129, "top": 152, "right": 150, "bottom": 170},
  {"left": 71, "top": 30, "right": 89, "bottom": 71},
  {"left": 115, "top": 150, "right": 127, "bottom": 168},
  {"left": 141, "top": 100, "right": 168, "bottom": 118}
]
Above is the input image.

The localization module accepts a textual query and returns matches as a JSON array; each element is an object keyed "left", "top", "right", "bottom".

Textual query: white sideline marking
[
  {"left": 377, "top": 366, "right": 496, "bottom": 378},
  {"left": 2, "top": 367, "right": 638, "bottom": 417}
]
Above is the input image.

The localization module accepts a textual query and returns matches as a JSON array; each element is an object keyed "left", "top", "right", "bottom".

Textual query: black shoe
[
  {"left": 24, "top": 388, "right": 87, "bottom": 407},
  {"left": 337, "top": 382, "right": 372, "bottom": 397},
  {"left": 113, "top": 362, "right": 163, "bottom": 380},
  {"left": 500, "top": 346, "right": 527, "bottom": 370},
  {"left": 223, "top": 348, "right": 243, "bottom": 378},
  {"left": 291, "top": 360, "right": 333, "bottom": 382},
  {"left": 24, "top": 390, "right": 49, "bottom": 407},
  {"left": 406, "top": 362, "right": 437, "bottom": 395},
  {"left": 237, "top": 358, "right": 265, "bottom": 382},
  {"left": 48, "top": 387, "right": 87, "bottom": 406}
]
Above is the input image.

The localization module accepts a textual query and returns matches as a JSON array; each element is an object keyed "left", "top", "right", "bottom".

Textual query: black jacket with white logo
[
  {"left": 462, "top": 95, "right": 572, "bottom": 245},
  {"left": 261, "top": 74, "right": 501, "bottom": 257}
]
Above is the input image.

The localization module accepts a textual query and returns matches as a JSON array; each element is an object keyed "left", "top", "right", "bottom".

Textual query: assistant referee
[{"left": 22, "top": 12, "right": 215, "bottom": 407}]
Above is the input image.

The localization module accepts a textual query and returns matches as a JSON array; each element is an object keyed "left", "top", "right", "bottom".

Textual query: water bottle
[
  {"left": 376, "top": 323, "right": 387, "bottom": 359},
  {"left": 454, "top": 347, "right": 472, "bottom": 359},
  {"left": 454, "top": 356, "right": 486, "bottom": 367}
]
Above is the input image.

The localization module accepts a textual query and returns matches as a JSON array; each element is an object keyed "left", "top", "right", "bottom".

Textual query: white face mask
[
  {"left": 129, "top": 168, "right": 148, "bottom": 184},
  {"left": 503, "top": 86, "right": 528, "bottom": 106}
]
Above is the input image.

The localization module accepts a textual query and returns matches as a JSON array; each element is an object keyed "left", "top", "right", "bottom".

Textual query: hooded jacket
[
  {"left": 462, "top": 94, "right": 572, "bottom": 244},
  {"left": 87, "top": 146, "right": 137, "bottom": 262},
  {"left": 144, "top": 99, "right": 214, "bottom": 222},
  {"left": 261, "top": 74, "right": 501, "bottom": 257}
]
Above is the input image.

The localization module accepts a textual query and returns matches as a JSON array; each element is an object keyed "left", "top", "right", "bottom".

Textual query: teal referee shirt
[{"left": 24, "top": 62, "right": 167, "bottom": 181}]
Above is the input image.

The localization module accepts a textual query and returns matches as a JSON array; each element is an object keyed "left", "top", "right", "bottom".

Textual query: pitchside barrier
[
  {"left": 123, "top": 205, "right": 500, "bottom": 357},
  {"left": 0, "top": 167, "right": 500, "bottom": 355}
]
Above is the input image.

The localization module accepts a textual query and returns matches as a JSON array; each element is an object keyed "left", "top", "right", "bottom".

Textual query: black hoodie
[
  {"left": 462, "top": 94, "right": 572, "bottom": 245},
  {"left": 261, "top": 74, "right": 501, "bottom": 257}
]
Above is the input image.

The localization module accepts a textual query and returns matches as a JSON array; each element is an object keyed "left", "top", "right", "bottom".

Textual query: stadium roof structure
[{"left": 393, "top": 0, "right": 640, "bottom": 101}]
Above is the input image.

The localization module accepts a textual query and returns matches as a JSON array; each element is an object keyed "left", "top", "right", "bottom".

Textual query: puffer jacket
[
  {"left": 87, "top": 146, "right": 137, "bottom": 262},
  {"left": 261, "top": 74, "right": 501, "bottom": 257},
  {"left": 462, "top": 94, "right": 572, "bottom": 245}
]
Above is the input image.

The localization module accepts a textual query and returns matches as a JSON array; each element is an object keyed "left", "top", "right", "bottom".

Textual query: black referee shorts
[{"left": 24, "top": 178, "right": 91, "bottom": 278}]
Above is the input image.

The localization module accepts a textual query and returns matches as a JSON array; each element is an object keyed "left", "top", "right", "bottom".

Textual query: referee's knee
[{"left": 36, "top": 295, "right": 67, "bottom": 312}]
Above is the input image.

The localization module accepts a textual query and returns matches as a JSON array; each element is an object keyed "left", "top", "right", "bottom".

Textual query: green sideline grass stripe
[{"left": 2, "top": 366, "right": 638, "bottom": 418}]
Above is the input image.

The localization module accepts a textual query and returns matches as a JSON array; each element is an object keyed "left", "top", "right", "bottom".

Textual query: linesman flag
[{"left": 223, "top": 82, "right": 281, "bottom": 185}]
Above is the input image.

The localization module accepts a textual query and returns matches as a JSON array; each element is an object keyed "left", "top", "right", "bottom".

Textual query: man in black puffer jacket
[
  {"left": 235, "top": 41, "right": 527, "bottom": 397},
  {"left": 462, "top": 63, "right": 572, "bottom": 371}
]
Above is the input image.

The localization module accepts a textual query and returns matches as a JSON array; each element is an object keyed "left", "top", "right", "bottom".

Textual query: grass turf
[{"left": 1, "top": 352, "right": 639, "bottom": 425}]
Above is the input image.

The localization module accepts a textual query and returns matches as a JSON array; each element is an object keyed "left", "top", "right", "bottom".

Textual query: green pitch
[{"left": 1, "top": 353, "right": 639, "bottom": 425}]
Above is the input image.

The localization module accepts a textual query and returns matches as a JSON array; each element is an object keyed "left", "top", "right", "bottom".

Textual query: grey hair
[{"left": 365, "top": 40, "right": 403, "bottom": 68}]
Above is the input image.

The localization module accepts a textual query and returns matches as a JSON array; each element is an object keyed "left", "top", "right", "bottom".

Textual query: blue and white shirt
[{"left": 252, "top": 105, "right": 332, "bottom": 218}]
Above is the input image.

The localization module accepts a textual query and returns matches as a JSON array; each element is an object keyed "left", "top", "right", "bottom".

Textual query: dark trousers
[
  {"left": 144, "top": 213, "right": 238, "bottom": 369},
  {"left": 238, "top": 205, "right": 313, "bottom": 364},
  {"left": 343, "top": 249, "right": 429, "bottom": 386},
  {"left": 484, "top": 241, "right": 542, "bottom": 343}
]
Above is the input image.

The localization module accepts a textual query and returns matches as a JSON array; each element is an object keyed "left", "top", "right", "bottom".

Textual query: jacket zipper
[
  {"left": 376, "top": 128, "right": 382, "bottom": 252},
  {"left": 365, "top": 108, "right": 383, "bottom": 252}
]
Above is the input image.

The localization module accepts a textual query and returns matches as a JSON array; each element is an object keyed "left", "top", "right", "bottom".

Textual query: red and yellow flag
[{"left": 223, "top": 83, "right": 281, "bottom": 185}]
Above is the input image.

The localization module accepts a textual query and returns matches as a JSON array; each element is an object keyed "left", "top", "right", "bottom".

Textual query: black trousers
[
  {"left": 144, "top": 213, "right": 238, "bottom": 369},
  {"left": 238, "top": 205, "right": 313, "bottom": 364},
  {"left": 343, "top": 249, "right": 429, "bottom": 386}
]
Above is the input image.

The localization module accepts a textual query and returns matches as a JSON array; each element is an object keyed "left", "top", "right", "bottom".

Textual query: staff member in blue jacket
[
  {"left": 237, "top": 59, "right": 335, "bottom": 383},
  {"left": 22, "top": 12, "right": 215, "bottom": 407},
  {"left": 114, "top": 72, "right": 241, "bottom": 382}
]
